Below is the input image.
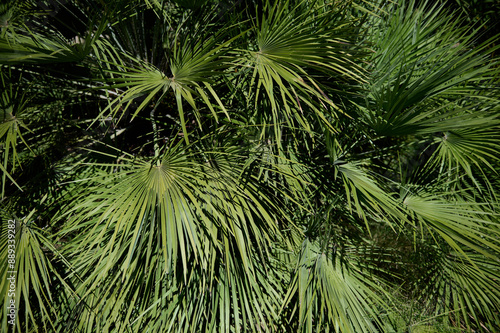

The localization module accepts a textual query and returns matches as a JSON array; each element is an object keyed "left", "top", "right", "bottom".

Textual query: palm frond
[
  {"left": 283, "top": 238, "right": 387, "bottom": 333},
  {"left": 234, "top": 0, "right": 365, "bottom": 145},
  {"left": 363, "top": 0, "right": 500, "bottom": 137}
]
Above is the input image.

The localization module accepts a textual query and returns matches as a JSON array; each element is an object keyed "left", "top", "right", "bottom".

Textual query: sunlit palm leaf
[
  {"left": 56, "top": 140, "right": 283, "bottom": 331},
  {"left": 338, "top": 162, "right": 404, "bottom": 229},
  {"left": 428, "top": 126, "right": 500, "bottom": 191},
  {"left": 234, "top": 0, "right": 365, "bottom": 145},
  {"left": 283, "top": 238, "right": 387, "bottom": 333},
  {"left": 0, "top": 11, "right": 110, "bottom": 64},
  {"left": 401, "top": 190, "right": 500, "bottom": 259},
  {"left": 95, "top": 11, "right": 236, "bottom": 143}
]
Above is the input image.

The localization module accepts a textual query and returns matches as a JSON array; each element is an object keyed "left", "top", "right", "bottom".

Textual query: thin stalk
[{"left": 150, "top": 102, "right": 161, "bottom": 166}]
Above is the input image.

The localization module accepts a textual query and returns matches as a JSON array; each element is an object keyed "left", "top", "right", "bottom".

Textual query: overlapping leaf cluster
[{"left": 1, "top": 0, "right": 499, "bottom": 332}]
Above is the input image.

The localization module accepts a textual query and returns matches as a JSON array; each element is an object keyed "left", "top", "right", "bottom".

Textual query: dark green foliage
[{"left": 1, "top": 0, "right": 499, "bottom": 332}]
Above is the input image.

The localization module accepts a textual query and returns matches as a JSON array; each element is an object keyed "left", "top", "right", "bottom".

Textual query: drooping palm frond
[
  {"left": 0, "top": 203, "right": 73, "bottom": 333},
  {"left": 401, "top": 190, "right": 500, "bottom": 257},
  {"left": 1, "top": 0, "right": 499, "bottom": 332},
  {"left": 51, "top": 138, "right": 287, "bottom": 331},
  {"left": 90, "top": 3, "right": 238, "bottom": 143},
  {"left": 0, "top": 67, "right": 32, "bottom": 197},
  {"left": 0, "top": 3, "right": 111, "bottom": 65},
  {"left": 362, "top": 0, "right": 499, "bottom": 135},
  {"left": 230, "top": 0, "right": 366, "bottom": 146},
  {"left": 282, "top": 238, "right": 388, "bottom": 333},
  {"left": 426, "top": 124, "right": 500, "bottom": 194},
  {"left": 337, "top": 162, "right": 404, "bottom": 229},
  {"left": 414, "top": 247, "right": 500, "bottom": 331},
  {"left": 385, "top": 166, "right": 500, "bottom": 331}
]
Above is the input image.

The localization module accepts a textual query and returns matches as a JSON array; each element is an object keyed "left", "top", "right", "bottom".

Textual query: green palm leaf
[
  {"left": 362, "top": 0, "right": 500, "bottom": 137},
  {"left": 55, "top": 139, "right": 283, "bottom": 331},
  {"left": 234, "top": 0, "right": 365, "bottom": 145},
  {"left": 283, "top": 238, "right": 387, "bottom": 333}
]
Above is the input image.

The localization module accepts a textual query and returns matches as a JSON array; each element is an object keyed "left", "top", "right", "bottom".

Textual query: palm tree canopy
[{"left": 1, "top": 0, "right": 499, "bottom": 332}]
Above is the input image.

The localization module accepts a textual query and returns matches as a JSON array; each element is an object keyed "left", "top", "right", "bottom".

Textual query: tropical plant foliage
[{"left": 1, "top": 0, "right": 499, "bottom": 332}]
